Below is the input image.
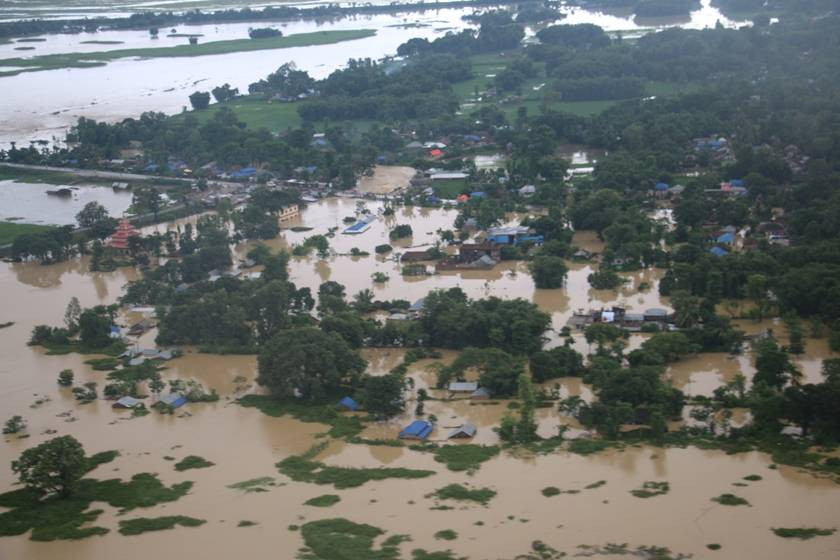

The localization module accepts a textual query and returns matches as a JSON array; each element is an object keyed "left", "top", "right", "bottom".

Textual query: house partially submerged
[
  {"left": 470, "top": 387, "right": 491, "bottom": 400},
  {"left": 408, "top": 298, "right": 426, "bottom": 319},
  {"left": 158, "top": 393, "right": 187, "bottom": 409},
  {"left": 112, "top": 396, "right": 143, "bottom": 409},
  {"left": 447, "top": 423, "right": 477, "bottom": 439},
  {"left": 486, "top": 225, "right": 544, "bottom": 246},
  {"left": 399, "top": 420, "right": 433, "bottom": 440},
  {"left": 567, "top": 306, "right": 671, "bottom": 331},
  {"left": 436, "top": 242, "right": 500, "bottom": 271}
]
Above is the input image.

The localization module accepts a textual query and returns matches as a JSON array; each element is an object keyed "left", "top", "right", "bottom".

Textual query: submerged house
[
  {"left": 158, "top": 393, "right": 187, "bottom": 409},
  {"left": 399, "top": 420, "right": 433, "bottom": 440},
  {"left": 471, "top": 387, "right": 491, "bottom": 400},
  {"left": 447, "top": 423, "right": 477, "bottom": 439},
  {"left": 486, "top": 225, "right": 543, "bottom": 246},
  {"left": 112, "top": 396, "right": 143, "bottom": 409}
]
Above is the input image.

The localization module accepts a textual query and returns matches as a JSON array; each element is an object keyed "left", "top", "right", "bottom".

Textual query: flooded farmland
[{"left": 2, "top": 196, "right": 839, "bottom": 559}]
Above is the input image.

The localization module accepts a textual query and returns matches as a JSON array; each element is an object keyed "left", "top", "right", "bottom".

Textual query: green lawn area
[
  {"left": 0, "top": 166, "right": 96, "bottom": 185},
  {"left": 0, "top": 222, "right": 54, "bottom": 245},
  {"left": 0, "top": 29, "right": 376, "bottom": 77},
  {"left": 432, "top": 178, "right": 468, "bottom": 199},
  {"left": 184, "top": 95, "right": 378, "bottom": 136}
]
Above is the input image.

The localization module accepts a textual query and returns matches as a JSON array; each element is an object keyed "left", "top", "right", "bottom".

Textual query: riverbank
[{"left": 0, "top": 29, "right": 376, "bottom": 77}]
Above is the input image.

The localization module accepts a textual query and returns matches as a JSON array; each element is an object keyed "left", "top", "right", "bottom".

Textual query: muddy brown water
[{"left": 1, "top": 198, "right": 839, "bottom": 559}]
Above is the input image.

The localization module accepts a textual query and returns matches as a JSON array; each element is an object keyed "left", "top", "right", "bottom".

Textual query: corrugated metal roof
[
  {"left": 447, "top": 423, "right": 477, "bottom": 438},
  {"left": 449, "top": 382, "right": 479, "bottom": 392},
  {"left": 399, "top": 420, "right": 433, "bottom": 439}
]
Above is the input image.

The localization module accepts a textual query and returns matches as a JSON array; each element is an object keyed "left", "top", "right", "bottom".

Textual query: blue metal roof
[
  {"left": 399, "top": 420, "right": 433, "bottom": 439},
  {"left": 710, "top": 246, "right": 728, "bottom": 257},
  {"left": 655, "top": 182, "right": 669, "bottom": 191},
  {"left": 717, "top": 232, "right": 735, "bottom": 244},
  {"left": 338, "top": 396, "right": 358, "bottom": 411}
]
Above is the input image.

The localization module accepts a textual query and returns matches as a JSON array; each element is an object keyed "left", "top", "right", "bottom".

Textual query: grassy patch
[
  {"left": 174, "top": 455, "right": 215, "bottom": 471},
  {"left": 433, "top": 483, "right": 496, "bottom": 505},
  {"left": 426, "top": 444, "right": 499, "bottom": 473},
  {"left": 707, "top": 544, "right": 722, "bottom": 550},
  {"left": 299, "top": 518, "right": 407, "bottom": 560},
  {"left": 38, "top": 339, "right": 126, "bottom": 357},
  {"left": 305, "top": 494, "right": 341, "bottom": 507},
  {"left": 277, "top": 444, "right": 434, "bottom": 489},
  {"left": 771, "top": 527, "right": 836, "bottom": 540},
  {"left": 84, "top": 357, "right": 121, "bottom": 371},
  {"left": 541, "top": 486, "right": 560, "bottom": 497},
  {"left": 0, "top": 30, "right": 377, "bottom": 77},
  {"left": 630, "top": 481, "right": 670, "bottom": 498},
  {"left": 238, "top": 520, "right": 258, "bottom": 527},
  {"left": 432, "top": 179, "right": 468, "bottom": 199},
  {"left": 743, "top": 474, "right": 762, "bottom": 481},
  {"left": 227, "top": 476, "right": 277, "bottom": 493},
  {"left": 238, "top": 394, "right": 365, "bottom": 439},
  {"left": 585, "top": 480, "right": 607, "bottom": 489},
  {"left": 118, "top": 515, "right": 205, "bottom": 535},
  {"left": 711, "top": 493, "right": 750, "bottom": 506},
  {"left": 0, "top": 222, "right": 54, "bottom": 246},
  {"left": 0, "top": 166, "right": 113, "bottom": 185},
  {"left": 0, "top": 458, "right": 193, "bottom": 542},
  {"left": 412, "top": 550, "right": 465, "bottom": 560},
  {"left": 434, "top": 529, "right": 457, "bottom": 540},
  {"left": 567, "top": 439, "right": 618, "bottom": 455}
]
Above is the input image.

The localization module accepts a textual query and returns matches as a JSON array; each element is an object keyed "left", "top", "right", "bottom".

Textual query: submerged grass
[
  {"left": 712, "top": 493, "right": 750, "bottom": 506},
  {"left": 434, "top": 529, "right": 457, "bottom": 540},
  {"left": 238, "top": 394, "right": 365, "bottom": 439},
  {"left": 630, "top": 481, "right": 670, "bottom": 498},
  {"left": 430, "top": 444, "right": 499, "bottom": 473},
  {"left": 433, "top": 483, "right": 496, "bottom": 505},
  {"left": 771, "top": 527, "right": 836, "bottom": 539},
  {"left": 299, "top": 518, "right": 407, "bottom": 560},
  {"left": 277, "top": 444, "right": 434, "bottom": 489},
  {"left": 84, "top": 357, "right": 121, "bottom": 371},
  {"left": 174, "top": 455, "right": 215, "bottom": 471},
  {"left": 118, "top": 515, "right": 205, "bottom": 535},
  {"left": 305, "top": 494, "right": 341, "bottom": 507},
  {"left": 0, "top": 452, "right": 193, "bottom": 542},
  {"left": 227, "top": 476, "right": 277, "bottom": 493}
]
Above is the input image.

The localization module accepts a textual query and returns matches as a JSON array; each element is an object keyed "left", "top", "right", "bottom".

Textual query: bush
[{"left": 375, "top": 244, "right": 393, "bottom": 254}]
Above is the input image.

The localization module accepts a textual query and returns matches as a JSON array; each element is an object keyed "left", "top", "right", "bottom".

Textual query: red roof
[
  {"left": 107, "top": 219, "right": 139, "bottom": 250},
  {"left": 429, "top": 149, "right": 443, "bottom": 157}
]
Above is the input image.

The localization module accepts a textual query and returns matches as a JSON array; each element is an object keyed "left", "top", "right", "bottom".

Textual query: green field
[
  {"left": 0, "top": 166, "right": 88, "bottom": 185},
  {"left": 432, "top": 178, "right": 468, "bottom": 199},
  {"left": 0, "top": 29, "right": 376, "bottom": 77},
  {"left": 0, "top": 222, "right": 53, "bottom": 245},
  {"left": 184, "top": 95, "right": 378, "bottom": 136}
]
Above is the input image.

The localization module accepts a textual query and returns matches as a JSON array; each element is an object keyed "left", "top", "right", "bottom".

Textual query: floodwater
[
  {"left": 1, "top": 197, "right": 840, "bottom": 558},
  {"left": 0, "top": 0, "right": 752, "bottom": 146},
  {"left": 0, "top": 180, "right": 133, "bottom": 225},
  {"left": 355, "top": 165, "right": 415, "bottom": 195}
]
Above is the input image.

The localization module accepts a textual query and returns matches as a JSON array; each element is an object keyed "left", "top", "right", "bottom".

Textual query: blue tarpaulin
[
  {"left": 710, "top": 246, "right": 728, "bottom": 257},
  {"left": 338, "top": 396, "right": 358, "bottom": 411}
]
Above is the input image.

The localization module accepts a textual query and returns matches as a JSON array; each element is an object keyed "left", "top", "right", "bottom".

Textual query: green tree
[
  {"left": 256, "top": 328, "right": 366, "bottom": 401},
  {"left": 753, "top": 338, "right": 801, "bottom": 390},
  {"left": 11, "top": 435, "right": 87, "bottom": 497},
  {"left": 529, "top": 345, "right": 584, "bottom": 382},
  {"left": 360, "top": 373, "right": 404, "bottom": 419},
  {"left": 529, "top": 255, "right": 568, "bottom": 289},
  {"left": 79, "top": 309, "right": 111, "bottom": 348},
  {"left": 188, "top": 91, "right": 211, "bottom": 110},
  {"left": 64, "top": 296, "right": 81, "bottom": 332},
  {"left": 132, "top": 186, "right": 163, "bottom": 219},
  {"left": 57, "top": 369, "right": 74, "bottom": 387},
  {"left": 3, "top": 415, "right": 26, "bottom": 434}
]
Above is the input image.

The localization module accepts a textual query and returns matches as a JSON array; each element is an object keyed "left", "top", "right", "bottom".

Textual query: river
[{"left": 0, "top": 0, "right": 751, "bottom": 146}]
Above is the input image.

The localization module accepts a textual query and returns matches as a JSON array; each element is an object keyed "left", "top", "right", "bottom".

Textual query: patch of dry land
[{"left": 355, "top": 165, "right": 416, "bottom": 194}]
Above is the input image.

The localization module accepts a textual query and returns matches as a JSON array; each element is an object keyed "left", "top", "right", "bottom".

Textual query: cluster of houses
[
  {"left": 567, "top": 306, "right": 671, "bottom": 331},
  {"left": 691, "top": 135, "right": 735, "bottom": 165},
  {"left": 336, "top": 382, "right": 491, "bottom": 441}
]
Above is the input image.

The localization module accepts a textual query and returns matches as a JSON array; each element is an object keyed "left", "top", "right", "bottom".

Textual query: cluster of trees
[{"left": 396, "top": 12, "right": 524, "bottom": 57}]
